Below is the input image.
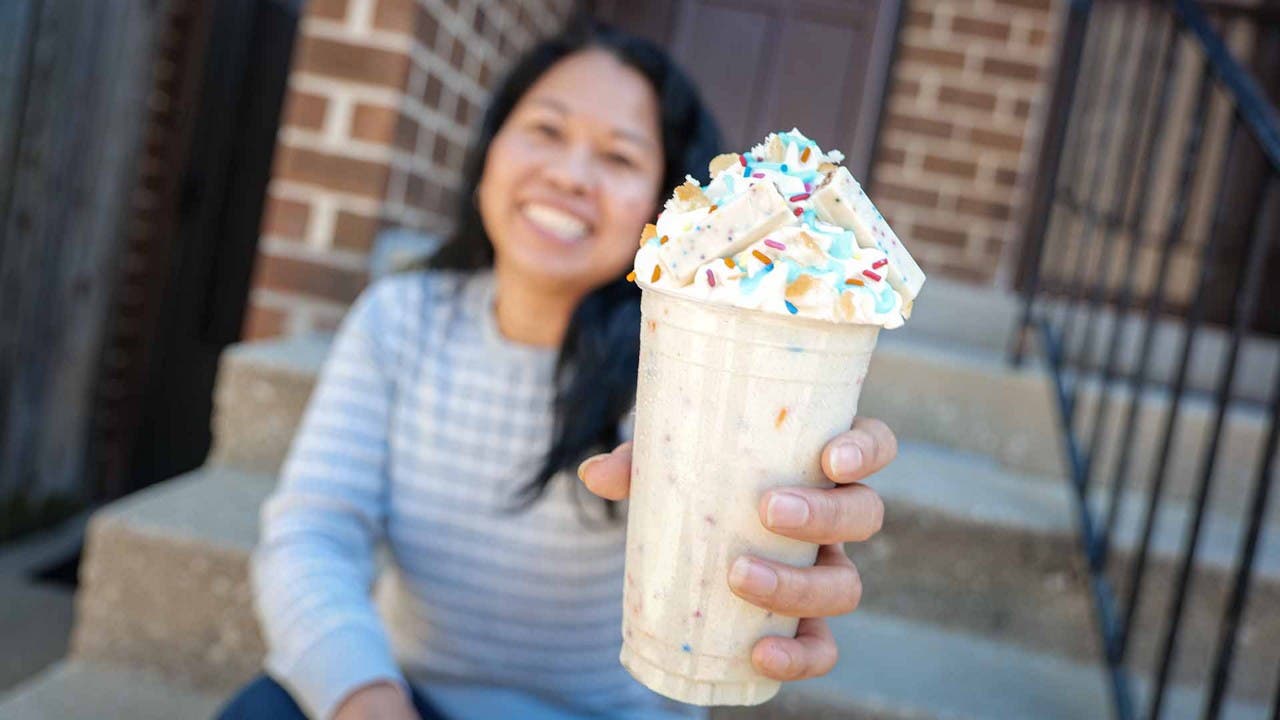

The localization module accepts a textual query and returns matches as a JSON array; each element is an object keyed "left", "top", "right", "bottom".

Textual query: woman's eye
[
  {"left": 604, "top": 152, "right": 636, "bottom": 168},
  {"left": 532, "top": 122, "right": 561, "bottom": 140}
]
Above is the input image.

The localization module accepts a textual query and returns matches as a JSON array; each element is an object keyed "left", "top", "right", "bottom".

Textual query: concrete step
[
  {"left": 69, "top": 465, "right": 270, "bottom": 692},
  {"left": 210, "top": 327, "right": 1273, "bottom": 526},
  {"left": 0, "top": 661, "right": 223, "bottom": 720},
  {"left": 72, "top": 445, "right": 1279, "bottom": 709},
  {"left": 8, "top": 618, "right": 1270, "bottom": 720},
  {"left": 866, "top": 442, "right": 1280, "bottom": 702}
]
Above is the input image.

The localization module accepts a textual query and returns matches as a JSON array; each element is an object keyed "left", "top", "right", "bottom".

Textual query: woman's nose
[{"left": 541, "top": 142, "right": 596, "bottom": 196}]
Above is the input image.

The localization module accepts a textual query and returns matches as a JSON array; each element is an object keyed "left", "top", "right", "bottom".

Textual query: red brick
[
  {"left": 263, "top": 196, "right": 309, "bottom": 240},
  {"left": 880, "top": 146, "right": 908, "bottom": 167},
  {"left": 995, "top": 167, "right": 1020, "bottom": 186},
  {"left": 295, "top": 36, "right": 410, "bottom": 89},
  {"left": 351, "top": 103, "right": 398, "bottom": 144},
  {"left": 952, "top": 16, "right": 1011, "bottom": 41},
  {"left": 936, "top": 259, "right": 996, "bottom": 285},
  {"left": 938, "top": 84, "right": 998, "bottom": 111},
  {"left": 372, "top": 0, "right": 414, "bottom": 31},
  {"left": 242, "top": 304, "right": 287, "bottom": 340},
  {"left": 957, "top": 195, "right": 1014, "bottom": 220},
  {"left": 308, "top": 0, "right": 347, "bottom": 21},
  {"left": 450, "top": 37, "right": 466, "bottom": 69},
  {"left": 890, "top": 77, "right": 922, "bottom": 101},
  {"left": 899, "top": 44, "right": 966, "bottom": 69},
  {"left": 923, "top": 153, "right": 979, "bottom": 179},
  {"left": 415, "top": 6, "right": 439, "bottom": 48},
  {"left": 283, "top": 90, "right": 327, "bottom": 131},
  {"left": 395, "top": 115, "right": 418, "bottom": 152},
  {"left": 254, "top": 252, "right": 368, "bottom": 305},
  {"left": 405, "top": 173, "right": 428, "bottom": 209},
  {"left": 982, "top": 56, "right": 1041, "bottom": 82},
  {"left": 913, "top": 222, "right": 969, "bottom": 247},
  {"left": 905, "top": 9, "right": 933, "bottom": 29},
  {"left": 969, "top": 126, "right": 1024, "bottom": 152},
  {"left": 993, "top": 0, "right": 1052, "bottom": 11},
  {"left": 886, "top": 112, "right": 954, "bottom": 140},
  {"left": 1029, "top": 27, "right": 1050, "bottom": 46},
  {"left": 422, "top": 72, "right": 443, "bottom": 108},
  {"left": 432, "top": 134, "right": 450, "bottom": 164},
  {"left": 334, "top": 210, "right": 382, "bottom": 252},
  {"left": 276, "top": 146, "right": 390, "bottom": 199},
  {"left": 871, "top": 180, "right": 940, "bottom": 208},
  {"left": 1015, "top": 98, "right": 1034, "bottom": 118}
]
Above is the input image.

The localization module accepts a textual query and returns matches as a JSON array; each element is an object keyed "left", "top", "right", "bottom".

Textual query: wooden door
[{"left": 591, "top": 0, "right": 901, "bottom": 181}]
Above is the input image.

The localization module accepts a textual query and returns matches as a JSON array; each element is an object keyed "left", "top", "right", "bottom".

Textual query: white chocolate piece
[
  {"left": 657, "top": 181, "right": 796, "bottom": 284},
  {"left": 811, "top": 166, "right": 925, "bottom": 300}
]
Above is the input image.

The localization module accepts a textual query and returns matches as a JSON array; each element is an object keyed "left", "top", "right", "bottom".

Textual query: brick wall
[
  {"left": 245, "top": 0, "right": 1068, "bottom": 341},
  {"left": 869, "top": 0, "right": 1061, "bottom": 287},
  {"left": 243, "top": 0, "right": 575, "bottom": 340}
]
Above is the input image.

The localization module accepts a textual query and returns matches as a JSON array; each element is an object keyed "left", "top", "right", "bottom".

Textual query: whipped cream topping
[{"left": 632, "top": 129, "right": 924, "bottom": 328}]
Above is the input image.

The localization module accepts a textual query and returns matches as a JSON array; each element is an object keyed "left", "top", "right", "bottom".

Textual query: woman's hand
[
  {"left": 333, "top": 681, "right": 420, "bottom": 720},
  {"left": 578, "top": 417, "right": 897, "bottom": 682}
]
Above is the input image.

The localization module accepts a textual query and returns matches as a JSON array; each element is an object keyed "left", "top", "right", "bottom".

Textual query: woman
[{"left": 219, "top": 19, "right": 895, "bottom": 720}]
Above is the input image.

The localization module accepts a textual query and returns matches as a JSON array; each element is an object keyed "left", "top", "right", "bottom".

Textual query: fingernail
[
  {"left": 577, "top": 455, "right": 606, "bottom": 481},
  {"left": 730, "top": 557, "right": 778, "bottom": 596},
  {"left": 830, "top": 442, "right": 863, "bottom": 477},
  {"left": 761, "top": 646, "right": 792, "bottom": 674},
  {"left": 766, "top": 492, "right": 810, "bottom": 528}
]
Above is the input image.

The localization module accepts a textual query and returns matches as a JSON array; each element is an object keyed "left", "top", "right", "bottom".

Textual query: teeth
[{"left": 524, "top": 203, "right": 588, "bottom": 239}]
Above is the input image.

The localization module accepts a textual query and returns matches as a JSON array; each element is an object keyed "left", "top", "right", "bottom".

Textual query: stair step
[
  {"left": 72, "top": 444, "right": 1280, "bottom": 710},
  {"left": 70, "top": 465, "right": 272, "bottom": 691},
  {"left": 210, "top": 331, "right": 1273, "bottom": 527},
  {"left": 869, "top": 441, "right": 1280, "bottom": 701},
  {"left": 0, "top": 661, "right": 223, "bottom": 720}
]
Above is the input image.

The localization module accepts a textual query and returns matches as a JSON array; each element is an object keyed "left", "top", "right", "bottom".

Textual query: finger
[
  {"left": 728, "top": 544, "right": 862, "bottom": 618},
  {"left": 751, "top": 616, "right": 839, "bottom": 681},
  {"left": 821, "top": 417, "right": 899, "bottom": 484},
  {"left": 758, "top": 484, "right": 884, "bottom": 544},
  {"left": 577, "top": 442, "right": 632, "bottom": 501}
]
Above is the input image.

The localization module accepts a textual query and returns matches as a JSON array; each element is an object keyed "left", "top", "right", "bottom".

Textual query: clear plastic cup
[{"left": 620, "top": 286, "right": 879, "bottom": 706}]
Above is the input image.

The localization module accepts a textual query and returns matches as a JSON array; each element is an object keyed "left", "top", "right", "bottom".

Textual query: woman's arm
[{"left": 251, "top": 281, "right": 412, "bottom": 720}]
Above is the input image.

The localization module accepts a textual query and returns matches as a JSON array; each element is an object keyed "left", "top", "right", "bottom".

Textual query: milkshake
[{"left": 620, "top": 129, "right": 925, "bottom": 706}]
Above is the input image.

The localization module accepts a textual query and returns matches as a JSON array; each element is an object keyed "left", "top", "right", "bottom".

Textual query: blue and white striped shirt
[{"left": 251, "top": 269, "right": 703, "bottom": 720}]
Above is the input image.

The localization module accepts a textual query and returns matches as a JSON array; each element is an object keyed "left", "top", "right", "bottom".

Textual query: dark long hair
[{"left": 427, "top": 19, "right": 722, "bottom": 521}]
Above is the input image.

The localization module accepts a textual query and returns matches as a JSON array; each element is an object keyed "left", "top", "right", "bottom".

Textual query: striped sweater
[{"left": 252, "top": 270, "right": 704, "bottom": 720}]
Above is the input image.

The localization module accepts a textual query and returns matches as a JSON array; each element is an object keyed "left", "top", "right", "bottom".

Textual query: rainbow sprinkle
[
  {"left": 709, "top": 204, "right": 717, "bottom": 212},
  {"left": 743, "top": 166, "right": 751, "bottom": 177},
  {"left": 775, "top": 407, "right": 788, "bottom": 427},
  {"left": 800, "top": 146, "right": 812, "bottom": 162},
  {"left": 626, "top": 270, "right": 637, "bottom": 283},
  {"left": 706, "top": 268, "right": 716, "bottom": 287},
  {"left": 785, "top": 300, "right": 798, "bottom": 314},
  {"left": 752, "top": 172, "right": 765, "bottom": 178},
  {"left": 764, "top": 239, "right": 786, "bottom": 251},
  {"left": 723, "top": 257, "right": 736, "bottom": 269},
  {"left": 845, "top": 277, "right": 864, "bottom": 286},
  {"left": 652, "top": 265, "right": 662, "bottom": 282},
  {"left": 780, "top": 164, "right": 788, "bottom": 172},
  {"left": 872, "top": 258, "right": 888, "bottom": 269},
  {"left": 659, "top": 235, "right": 669, "bottom": 245},
  {"left": 789, "top": 192, "right": 810, "bottom": 202},
  {"left": 862, "top": 269, "right": 882, "bottom": 282},
  {"left": 681, "top": 644, "right": 692, "bottom": 653},
  {"left": 793, "top": 207, "right": 803, "bottom": 217},
  {"left": 751, "top": 250, "right": 773, "bottom": 266},
  {"left": 738, "top": 154, "right": 747, "bottom": 166}
]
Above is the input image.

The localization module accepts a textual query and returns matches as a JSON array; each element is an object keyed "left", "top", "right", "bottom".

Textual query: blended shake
[{"left": 620, "top": 129, "right": 925, "bottom": 706}]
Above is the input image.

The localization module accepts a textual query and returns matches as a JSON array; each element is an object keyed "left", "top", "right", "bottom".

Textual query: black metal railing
[{"left": 1011, "top": 0, "right": 1280, "bottom": 717}]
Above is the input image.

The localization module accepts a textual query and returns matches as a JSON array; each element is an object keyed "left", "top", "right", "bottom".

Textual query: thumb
[{"left": 577, "top": 442, "right": 633, "bottom": 501}]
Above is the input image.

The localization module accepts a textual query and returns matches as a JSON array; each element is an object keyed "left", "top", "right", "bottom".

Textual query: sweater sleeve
[{"left": 251, "top": 280, "right": 409, "bottom": 720}]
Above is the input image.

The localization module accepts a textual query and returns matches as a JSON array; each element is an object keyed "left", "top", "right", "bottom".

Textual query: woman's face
[{"left": 477, "top": 49, "right": 664, "bottom": 296}]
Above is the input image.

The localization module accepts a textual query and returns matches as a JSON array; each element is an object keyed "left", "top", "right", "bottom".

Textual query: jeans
[{"left": 215, "top": 674, "right": 450, "bottom": 720}]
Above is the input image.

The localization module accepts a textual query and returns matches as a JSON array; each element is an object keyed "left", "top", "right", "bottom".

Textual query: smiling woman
[{"left": 216, "top": 18, "right": 726, "bottom": 720}]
